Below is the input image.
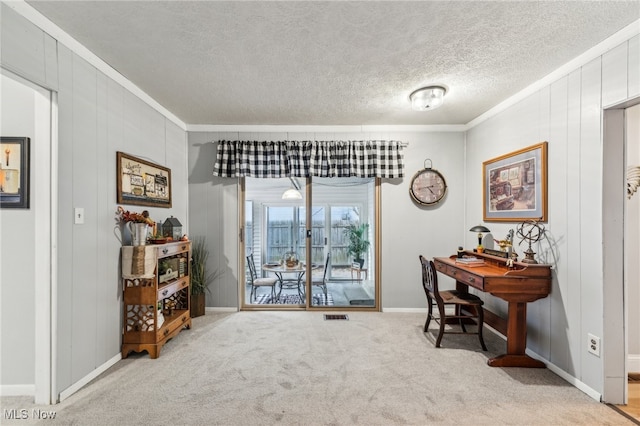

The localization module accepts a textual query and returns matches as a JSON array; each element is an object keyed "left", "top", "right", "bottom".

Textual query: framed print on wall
[
  {"left": 483, "top": 141, "right": 548, "bottom": 222},
  {"left": 0, "top": 137, "right": 30, "bottom": 209},
  {"left": 117, "top": 151, "right": 172, "bottom": 208}
]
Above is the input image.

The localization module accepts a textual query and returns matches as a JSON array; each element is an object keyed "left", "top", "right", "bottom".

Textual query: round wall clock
[{"left": 409, "top": 160, "right": 447, "bottom": 205}]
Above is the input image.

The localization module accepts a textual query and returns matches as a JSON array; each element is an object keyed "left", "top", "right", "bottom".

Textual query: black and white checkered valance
[{"left": 213, "top": 140, "right": 405, "bottom": 178}]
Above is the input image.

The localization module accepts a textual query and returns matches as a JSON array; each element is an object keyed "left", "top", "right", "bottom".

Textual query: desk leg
[{"left": 487, "top": 301, "right": 545, "bottom": 368}]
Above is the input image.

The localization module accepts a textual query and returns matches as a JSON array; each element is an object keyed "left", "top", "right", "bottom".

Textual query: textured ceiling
[{"left": 26, "top": 1, "right": 640, "bottom": 126}]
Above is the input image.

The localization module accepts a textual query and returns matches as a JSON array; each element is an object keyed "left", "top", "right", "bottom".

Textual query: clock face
[{"left": 409, "top": 169, "right": 447, "bottom": 205}]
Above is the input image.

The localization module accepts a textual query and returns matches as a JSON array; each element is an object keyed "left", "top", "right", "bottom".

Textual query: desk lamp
[{"left": 469, "top": 225, "right": 491, "bottom": 251}]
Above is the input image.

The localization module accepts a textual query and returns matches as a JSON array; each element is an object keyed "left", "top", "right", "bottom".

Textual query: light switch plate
[{"left": 74, "top": 207, "right": 85, "bottom": 224}]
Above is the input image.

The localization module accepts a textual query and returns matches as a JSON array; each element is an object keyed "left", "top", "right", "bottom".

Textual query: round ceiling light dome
[{"left": 410, "top": 86, "right": 447, "bottom": 111}]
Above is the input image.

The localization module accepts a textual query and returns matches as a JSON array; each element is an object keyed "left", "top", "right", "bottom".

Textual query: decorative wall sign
[
  {"left": 117, "top": 151, "right": 171, "bottom": 208},
  {"left": 483, "top": 142, "right": 547, "bottom": 222},
  {"left": 0, "top": 137, "right": 30, "bottom": 209}
]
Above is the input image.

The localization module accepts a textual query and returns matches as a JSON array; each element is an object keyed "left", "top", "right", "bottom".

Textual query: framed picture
[
  {"left": 117, "top": 151, "right": 171, "bottom": 208},
  {"left": 0, "top": 137, "right": 30, "bottom": 209},
  {"left": 483, "top": 141, "right": 547, "bottom": 222}
]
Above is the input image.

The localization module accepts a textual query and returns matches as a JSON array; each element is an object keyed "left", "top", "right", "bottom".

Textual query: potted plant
[
  {"left": 190, "top": 236, "right": 215, "bottom": 317},
  {"left": 344, "top": 223, "right": 370, "bottom": 268}
]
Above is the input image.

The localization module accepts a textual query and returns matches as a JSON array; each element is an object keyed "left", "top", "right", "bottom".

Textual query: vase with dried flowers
[{"left": 116, "top": 206, "right": 156, "bottom": 246}]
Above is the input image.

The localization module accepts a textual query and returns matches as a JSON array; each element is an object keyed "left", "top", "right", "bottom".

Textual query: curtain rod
[{"left": 209, "top": 140, "right": 409, "bottom": 146}]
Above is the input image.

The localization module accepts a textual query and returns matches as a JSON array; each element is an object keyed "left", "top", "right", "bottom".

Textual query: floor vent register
[{"left": 324, "top": 314, "right": 349, "bottom": 321}]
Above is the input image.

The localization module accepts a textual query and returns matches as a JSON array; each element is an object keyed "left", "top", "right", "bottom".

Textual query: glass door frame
[{"left": 239, "top": 177, "right": 381, "bottom": 311}]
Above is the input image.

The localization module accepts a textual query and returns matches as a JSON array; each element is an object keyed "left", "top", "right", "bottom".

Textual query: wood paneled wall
[
  {"left": 1, "top": 5, "right": 189, "bottom": 398},
  {"left": 466, "top": 34, "right": 640, "bottom": 399}
]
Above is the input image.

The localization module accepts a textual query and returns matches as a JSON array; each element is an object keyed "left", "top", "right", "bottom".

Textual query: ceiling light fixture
[
  {"left": 282, "top": 177, "right": 302, "bottom": 200},
  {"left": 410, "top": 85, "right": 447, "bottom": 111}
]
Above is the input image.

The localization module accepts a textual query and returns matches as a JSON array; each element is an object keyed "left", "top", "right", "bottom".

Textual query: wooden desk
[{"left": 433, "top": 251, "right": 551, "bottom": 368}]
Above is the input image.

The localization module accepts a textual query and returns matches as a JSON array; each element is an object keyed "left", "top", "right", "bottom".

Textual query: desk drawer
[
  {"left": 446, "top": 266, "right": 482, "bottom": 289},
  {"left": 434, "top": 261, "right": 448, "bottom": 274}
]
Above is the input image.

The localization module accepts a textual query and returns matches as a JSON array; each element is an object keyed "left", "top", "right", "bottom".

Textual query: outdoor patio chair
[
  {"left": 311, "top": 252, "right": 330, "bottom": 304},
  {"left": 247, "top": 253, "right": 277, "bottom": 303}
]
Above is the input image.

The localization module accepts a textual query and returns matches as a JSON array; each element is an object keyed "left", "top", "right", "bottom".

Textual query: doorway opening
[
  {"left": 1, "top": 70, "right": 56, "bottom": 404},
  {"left": 603, "top": 98, "right": 640, "bottom": 408}
]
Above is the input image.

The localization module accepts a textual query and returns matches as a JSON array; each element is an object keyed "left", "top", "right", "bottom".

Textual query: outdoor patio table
[{"left": 262, "top": 263, "right": 319, "bottom": 301}]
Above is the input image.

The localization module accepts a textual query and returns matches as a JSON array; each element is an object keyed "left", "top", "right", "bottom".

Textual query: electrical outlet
[{"left": 588, "top": 333, "right": 600, "bottom": 357}]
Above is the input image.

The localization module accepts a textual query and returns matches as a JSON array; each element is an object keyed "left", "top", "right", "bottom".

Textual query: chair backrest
[
  {"left": 322, "top": 252, "right": 331, "bottom": 281},
  {"left": 419, "top": 255, "right": 442, "bottom": 302},
  {"left": 246, "top": 253, "right": 258, "bottom": 283}
]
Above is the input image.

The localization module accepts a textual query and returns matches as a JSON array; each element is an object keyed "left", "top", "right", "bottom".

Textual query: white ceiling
[{"left": 25, "top": 1, "right": 640, "bottom": 126}]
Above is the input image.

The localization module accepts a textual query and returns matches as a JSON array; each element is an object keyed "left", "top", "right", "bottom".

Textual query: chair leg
[
  {"left": 458, "top": 305, "right": 468, "bottom": 333},
  {"left": 424, "top": 297, "right": 433, "bottom": 332},
  {"left": 250, "top": 285, "right": 256, "bottom": 302},
  {"left": 477, "top": 306, "right": 487, "bottom": 351},
  {"left": 435, "top": 304, "right": 446, "bottom": 348}
]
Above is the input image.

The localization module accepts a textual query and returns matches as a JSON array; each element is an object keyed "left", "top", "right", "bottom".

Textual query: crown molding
[{"left": 186, "top": 124, "right": 467, "bottom": 133}]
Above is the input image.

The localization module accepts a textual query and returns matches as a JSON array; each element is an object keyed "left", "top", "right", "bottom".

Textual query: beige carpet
[{"left": 1, "top": 312, "right": 633, "bottom": 425}]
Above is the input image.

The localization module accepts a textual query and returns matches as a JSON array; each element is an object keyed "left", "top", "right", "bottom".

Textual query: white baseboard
[
  {"left": 0, "top": 384, "right": 35, "bottom": 397},
  {"left": 205, "top": 307, "right": 238, "bottom": 312},
  {"left": 518, "top": 346, "right": 601, "bottom": 402},
  {"left": 543, "top": 356, "right": 602, "bottom": 402},
  {"left": 629, "top": 354, "right": 640, "bottom": 373},
  {"left": 381, "top": 307, "right": 427, "bottom": 313},
  {"left": 484, "top": 325, "right": 602, "bottom": 402},
  {"left": 58, "top": 353, "right": 121, "bottom": 402}
]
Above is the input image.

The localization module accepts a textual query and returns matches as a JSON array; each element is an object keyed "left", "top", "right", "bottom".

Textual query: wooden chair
[
  {"left": 247, "top": 253, "right": 277, "bottom": 303},
  {"left": 312, "top": 252, "right": 330, "bottom": 304},
  {"left": 419, "top": 255, "right": 487, "bottom": 351}
]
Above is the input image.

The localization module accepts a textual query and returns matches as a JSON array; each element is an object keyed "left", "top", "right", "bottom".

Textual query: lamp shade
[
  {"left": 469, "top": 225, "right": 491, "bottom": 233},
  {"left": 470, "top": 224, "right": 490, "bottom": 248},
  {"left": 410, "top": 86, "right": 447, "bottom": 111}
]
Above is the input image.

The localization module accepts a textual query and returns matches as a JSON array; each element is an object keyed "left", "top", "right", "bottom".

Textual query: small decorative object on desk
[
  {"left": 517, "top": 220, "right": 545, "bottom": 264},
  {"left": 483, "top": 248, "right": 509, "bottom": 259},
  {"left": 469, "top": 225, "right": 491, "bottom": 253}
]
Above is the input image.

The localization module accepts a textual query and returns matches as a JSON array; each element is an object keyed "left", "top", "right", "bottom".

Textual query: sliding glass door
[
  {"left": 312, "top": 178, "right": 376, "bottom": 307},
  {"left": 242, "top": 176, "right": 377, "bottom": 309}
]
